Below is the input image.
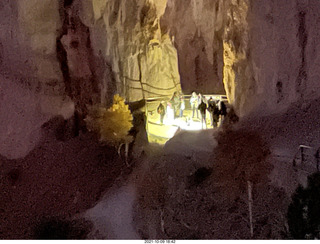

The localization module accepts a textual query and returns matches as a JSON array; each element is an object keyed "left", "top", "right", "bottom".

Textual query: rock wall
[
  {"left": 0, "top": 0, "right": 75, "bottom": 159},
  {"left": 80, "top": 0, "right": 181, "bottom": 102},
  {"left": 0, "top": 0, "right": 183, "bottom": 158},
  {"left": 2, "top": 0, "right": 320, "bottom": 120},
  {"left": 222, "top": 0, "right": 252, "bottom": 116},
  {"left": 161, "top": 0, "right": 226, "bottom": 94},
  {"left": 0, "top": 0, "right": 65, "bottom": 95},
  {"left": 223, "top": 0, "right": 320, "bottom": 116},
  {"left": 0, "top": 0, "right": 76, "bottom": 115},
  {"left": 83, "top": 0, "right": 320, "bottom": 116},
  {"left": 163, "top": 0, "right": 320, "bottom": 116}
]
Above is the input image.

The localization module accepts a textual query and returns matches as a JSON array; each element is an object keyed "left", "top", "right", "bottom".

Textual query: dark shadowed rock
[
  {"left": 33, "top": 217, "right": 92, "bottom": 240},
  {"left": 188, "top": 167, "right": 213, "bottom": 188}
]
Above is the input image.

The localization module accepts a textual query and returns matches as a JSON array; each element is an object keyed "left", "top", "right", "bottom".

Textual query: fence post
[
  {"left": 316, "top": 148, "right": 320, "bottom": 172},
  {"left": 247, "top": 180, "right": 253, "bottom": 238},
  {"left": 300, "top": 146, "right": 304, "bottom": 165}
]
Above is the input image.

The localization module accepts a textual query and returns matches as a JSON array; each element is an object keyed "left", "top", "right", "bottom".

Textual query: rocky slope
[
  {"left": 132, "top": 97, "right": 320, "bottom": 239},
  {"left": 0, "top": 121, "right": 131, "bottom": 239}
]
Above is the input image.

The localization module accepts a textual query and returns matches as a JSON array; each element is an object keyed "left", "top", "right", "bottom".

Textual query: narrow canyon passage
[{"left": 1, "top": 0, "right": 320, "bottom": 240}]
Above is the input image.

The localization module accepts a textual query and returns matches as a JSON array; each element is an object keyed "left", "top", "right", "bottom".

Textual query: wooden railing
[{"left": 292, "top": 145, "right": 320, "bottom": 172}]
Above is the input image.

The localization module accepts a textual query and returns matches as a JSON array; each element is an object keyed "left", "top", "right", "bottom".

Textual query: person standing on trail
[
  {"left": 219, "top": 100, "right": 227, "bottom": 124},
  {"left": 179, "top": 95, "right": 185, "bottom": 118},
  {"left": 157, "top": 101, "right": 166, "bottom": 124},
  {"left": 166, "top": 101, "right": 174, "bottom": 122},
  {"left": 213, "top": 100, "right": 220, "bottom": 127},
  {"left": 197, "top": 93, "right": 202, "bottom": 107},
  {"left": 207, "top": 97, "right": 216, "bottom": 127},
  {"left": 198, "top": 95, "right": 207, "bottom": 129},
  {"left": 198, "top": 93, "right": 207, "bottom": 105},
  {"left": 170, "top": 92, "right": 180, "bottom": 119},
  {"left": 190, "top": 92, "right": 198, "bottom": 119}
]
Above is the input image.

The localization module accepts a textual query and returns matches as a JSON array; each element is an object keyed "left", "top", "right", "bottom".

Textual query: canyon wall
[
  {"left": 80, "top": 0, "right": 181, "bottom": 102},
  {"left": 0, "top": 0, "right": 64, "bottom": 96},
  {"left": 162, "top": 0, "right": 320, "bottom": 116},
  {"left": 0, "top": 0, "right": 182, "bottom": 109},
  {"left": 161, "top": 0, "right": 226, "bottom": 94},
  {"left": 0, "top": 0, "right": 182, "bottom": 158},
  {"left": 0, "top": 0, "right": 74, "bottom": 159},
  {"left": 223, "top": 0, "right": 320, "bottom": 116},
  {"left": 1, "top": 0, "right": 320, "bottom": 120},
  {"left": 80, "top": 0, "right": 227, "bottom": 100}
]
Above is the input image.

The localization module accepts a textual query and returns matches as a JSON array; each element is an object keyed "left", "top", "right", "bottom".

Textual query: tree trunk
[
  {"left": 125, "top": 142, "right": 129, "bottom": 166},
  {"left": 247, "top": 180, "right": 253, "bottom": 238},
  {"left": 117, "top": 142, "right": 130, "bottom": 167}
]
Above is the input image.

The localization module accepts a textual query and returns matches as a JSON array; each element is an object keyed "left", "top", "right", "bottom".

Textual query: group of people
[
  {"left": 157, "top": 92, "right": 185, "bottom": 124},
  {"left": 157, "top": 91, "right": 227, "bottom": 128},
  {"left": 190, "top": 92, "right": 227, "bottom": 129}
]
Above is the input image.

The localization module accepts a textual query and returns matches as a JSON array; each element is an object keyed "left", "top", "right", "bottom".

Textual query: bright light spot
[{"left": 145, "top": 95, "right": 227, "bottom": 145}]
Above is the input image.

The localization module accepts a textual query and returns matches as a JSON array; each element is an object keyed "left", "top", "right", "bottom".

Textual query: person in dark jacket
[
  {"left": 198, "top": 95, "right": 207, "bottom": 129},
  {"left": 170, "top": 92, "right": 180, "bottom": 119},
  {"left": 213, "top": 100, "right": 220, "bottom": 127},
  {"left": 207, "top": 97, "right": 215, "bottom": 127},
  {"left": 219, "top": 100, "right": 227, "bottom": 124},
  {"left": 157, "top": 101, "right": 166, "bottom": 124}
]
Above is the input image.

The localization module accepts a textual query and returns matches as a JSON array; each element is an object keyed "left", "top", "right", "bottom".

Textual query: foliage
[
  {"left": 213, "top": 130, "right": 271, "bottom": 198},
  {"left": 287, "top": 172, "right": 320, "bottom": 239},
  {"left": 85, "top": 94, "right": 133, "bottom": 147}
]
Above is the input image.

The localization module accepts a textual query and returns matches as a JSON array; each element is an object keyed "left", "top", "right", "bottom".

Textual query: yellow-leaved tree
[{"left": 85, "top": 94, "right": 133, "bottom": 163}]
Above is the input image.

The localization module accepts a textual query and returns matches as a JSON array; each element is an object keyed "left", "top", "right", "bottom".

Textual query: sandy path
[{"left": 84, "top": 184, "right": 140, "bottom": 239}]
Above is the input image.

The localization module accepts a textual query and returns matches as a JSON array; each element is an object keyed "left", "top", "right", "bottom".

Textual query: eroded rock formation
[
  {"left": 222, "top": 0, "right": 320, "bottom": 116},
  {"left": 1, "top": 0, "right": 320, "bottom": 120},
  {"left": 80, "top": 0, "right": 181, "bottom": 102},
  {"left": 161, "top": 0, "right": 226, "bottom": 94}
]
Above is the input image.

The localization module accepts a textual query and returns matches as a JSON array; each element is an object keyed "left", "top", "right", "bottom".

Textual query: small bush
[{"left": 85, "top": 94, "right": 133, "bottom": 147}]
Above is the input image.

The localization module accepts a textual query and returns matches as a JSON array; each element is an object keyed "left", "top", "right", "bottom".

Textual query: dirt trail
[{"left": 84, "top": 184, "right": 140, "bottom": 239}]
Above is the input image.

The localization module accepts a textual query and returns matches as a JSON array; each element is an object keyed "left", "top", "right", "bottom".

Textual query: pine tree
[{"left": 287, "top": 172, "right": 320, "bottom": 239}]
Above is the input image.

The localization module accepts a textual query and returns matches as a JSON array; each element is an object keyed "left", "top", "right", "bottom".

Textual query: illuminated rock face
[
  {"left": 162, "top": 0, "right": 320, "bottom": 116},
  {"left": 1, "top": 0, "right": 320, "bottom": 117},
  {"left": 0, "top": 0, "right": 181, "bottom": 108},
  {"left": 222, "top": 0, "right": 320, "bottom": 116},
  {"left": 161, "top": 0, "right": 226, "bottom": 94},
  {"left": 222, "top": 0, "right": 252, "bottom": 116},
  {"left": 80, "top": 0, "right": 181, "bottom": 102}
]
